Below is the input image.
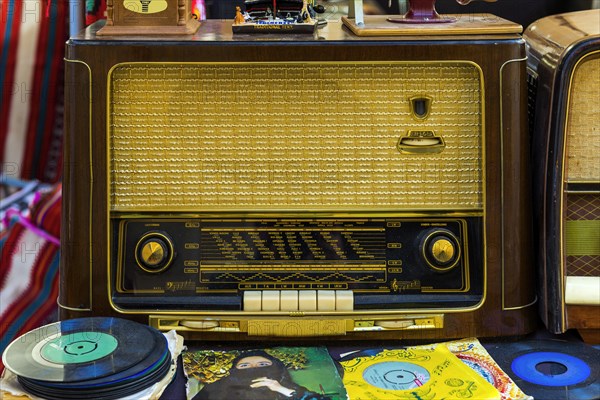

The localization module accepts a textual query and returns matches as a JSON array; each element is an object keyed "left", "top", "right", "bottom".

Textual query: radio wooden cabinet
[{"left": 60, "top": 18, "right": 537, "bottom": 340}]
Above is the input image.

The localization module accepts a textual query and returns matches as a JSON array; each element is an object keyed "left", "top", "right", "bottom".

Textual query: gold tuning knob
[
  {"left": 141, "top": 241, "right": 166, "bottom": 267},
  {"left": 135, "top": 233, "right": 174, "bottom": 273},
  {"left": 422, "top": 230, "right": 460, "bottom": 272},
  {"left": 430, "top": 238, "right": 455, "bottom": 264}
]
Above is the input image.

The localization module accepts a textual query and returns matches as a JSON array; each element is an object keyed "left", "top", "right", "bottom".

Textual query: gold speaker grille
[
  {"left": 109, "top": 62, "right": 483, "bottom": 211},
  {"left": 566, "top": 56, "right": 600, "bottom": 182}
]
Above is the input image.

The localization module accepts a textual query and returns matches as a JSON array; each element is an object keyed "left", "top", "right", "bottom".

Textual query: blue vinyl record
[
  {"left": 484, "top": 339, "right": 600, "bottom": 400},
  {"left": 511, "top": 351, "right": 590, "bottom": 386}
]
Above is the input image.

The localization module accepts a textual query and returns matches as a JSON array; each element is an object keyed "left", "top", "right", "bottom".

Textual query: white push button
[
  {"left": 262, "top": 290, "right": 280, "bottom": 311},
  {"left": 243, "top": 291, "right": 262, "bottom": 311},
  {"left": 335, "top": 290, "right": 354, "bottom": 311},
  {"left": 317, "top": 290, "right": 336, "bottom": 311},
  {"left": 298, "top": 290, "right": 317, "bottom": 311},
  {"left": 280, "top": 290, "right": 299, "bottom": 311}
]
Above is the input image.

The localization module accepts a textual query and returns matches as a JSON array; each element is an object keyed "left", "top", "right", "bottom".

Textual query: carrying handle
[{"left": 397, "top": 131, "right": 446, "bottom": 154}]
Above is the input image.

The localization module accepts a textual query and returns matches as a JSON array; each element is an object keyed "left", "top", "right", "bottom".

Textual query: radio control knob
[
  {"left": 141, "top": 240, "right": 167, "bottom": 266},
  {"left": 421, "top": 230, "right": 460, "bottom": 272},
  {"left": 135, "top": 233, "right": 174, "bottom": 273},
  {"left": 431, "top": 238, "right": 455, "bottom": 264}
]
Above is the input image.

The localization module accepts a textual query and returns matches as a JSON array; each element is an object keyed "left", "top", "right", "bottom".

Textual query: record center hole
[{"left": 535, "top": 361, "right": 568, "bottom": 376}]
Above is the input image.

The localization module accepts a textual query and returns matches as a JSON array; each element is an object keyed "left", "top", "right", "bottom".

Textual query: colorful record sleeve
[
  {"left": 412, "top": 338, "right": 532, "bottom": 400},
  {"left": 339, "top": 346, "right": 501, "bottom": 400},
  {"left": 183, "top": 346, "right": 347, "bottom": 400}
]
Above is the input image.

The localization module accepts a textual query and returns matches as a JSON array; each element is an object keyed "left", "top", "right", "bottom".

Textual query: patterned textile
[
  {"left": 0, "top": 176, "right": 50, "bottom": 231},
  {"left": 0, "top": 0, "right": 67, "bottom": 183},
  {"left": 0, "top": 182, "right": 61, "bottom": 373}
]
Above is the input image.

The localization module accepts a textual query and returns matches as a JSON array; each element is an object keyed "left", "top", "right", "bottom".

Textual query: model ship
[{"left": 232, "top": 0, "right": 321, "bottom": 33}]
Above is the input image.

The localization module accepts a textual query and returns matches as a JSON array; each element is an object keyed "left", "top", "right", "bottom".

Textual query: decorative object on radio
[
  {"left": 485, "top": 339, "right": 600, "bottom": 400},
  {"left": 97, "top": 0, "right": 201, "bottom": 35},
  {"left": 183, "top": 347, "right": 347, "bottom": 399},
  {"left": 0, "top": 317, "right": 182, "bottom": 399},
  {"left": 344, "top": 0, "right": 520, "bottom": 36},
  {"left": 525, "top": 9, "right": 600, "bottom": 343},
  {"left": 232, "top": 0, "right": 325, "bottom": 34}
]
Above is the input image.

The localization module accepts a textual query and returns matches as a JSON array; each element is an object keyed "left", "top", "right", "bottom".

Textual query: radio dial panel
[{"left": 112, "top": 217, "right": 482, "bottom": 310}]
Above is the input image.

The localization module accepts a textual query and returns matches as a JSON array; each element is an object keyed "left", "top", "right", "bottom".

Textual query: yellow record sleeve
[
  {"left": 412, "top": 338, "right": 532, "bottom": 400},
  {"left": 340, "top": 346, "right": 501, "bottom": 399}
]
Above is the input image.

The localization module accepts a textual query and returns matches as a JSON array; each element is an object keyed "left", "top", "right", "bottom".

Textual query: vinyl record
[
  {"left": 362, "top": 360, "right": 431, "bottom": 390},
  {"left": 2, "top": 317, "right": 159, "bottom": 382},
  {"left": 484, "top": 340, "right": 600, "bottom": 400},
  {"left": 21, "top": 326, "right": 169, "bottom": 390},
  {"left": 16, "top": 351, "right": 172, "bottom": 400}
]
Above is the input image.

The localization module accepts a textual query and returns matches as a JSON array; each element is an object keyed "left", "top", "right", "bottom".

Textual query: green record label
[{"left": 40, "top": 332, "right": 118, "bottom": 364}]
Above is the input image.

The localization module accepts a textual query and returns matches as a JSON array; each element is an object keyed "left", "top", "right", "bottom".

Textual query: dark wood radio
[
  {"left": 60, "top": 14, "right": 537, "bottom": 340},
  {"left": 526, "top": 9, "right": 600, "bottom": 343}
]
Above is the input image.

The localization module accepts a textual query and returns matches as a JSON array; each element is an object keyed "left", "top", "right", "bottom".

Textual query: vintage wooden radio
[
  {"left": 60, "top": 1, "right": 537, "bottom": 340},
  {"left": 525, "top": 9, "right": 600, "bottom": 342}
]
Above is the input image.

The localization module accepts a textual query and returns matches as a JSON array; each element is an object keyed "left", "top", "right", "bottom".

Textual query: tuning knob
[
  {"left": 135, "top": 232, "right": 174, "bottom": 273},
  {"left": 421, "top": 230, "right": 460, "bottom": 272}
]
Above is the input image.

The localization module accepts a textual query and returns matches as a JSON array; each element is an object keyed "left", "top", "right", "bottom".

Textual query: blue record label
[
  {"left": 511, "top": 351, "right": 591, "bottom": 387},
  {"left": 362, "top": 361, "right": 431, "bottom": 390}
]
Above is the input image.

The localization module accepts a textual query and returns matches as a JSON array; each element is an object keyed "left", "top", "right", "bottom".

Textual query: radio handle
[{"left": 397, "top": 132, "right": 446, "bottom": 154}]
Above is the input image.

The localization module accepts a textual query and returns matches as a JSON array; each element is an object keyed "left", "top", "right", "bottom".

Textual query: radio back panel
[{"left": 61, "top": 18, "right": 537, "bottom": 340}]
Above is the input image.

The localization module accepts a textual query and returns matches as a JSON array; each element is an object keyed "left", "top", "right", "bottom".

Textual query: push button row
[{"left": 243, "top": 290, "right": 354, "bottom": 312}]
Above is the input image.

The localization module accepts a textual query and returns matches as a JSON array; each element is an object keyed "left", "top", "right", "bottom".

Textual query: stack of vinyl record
[{"left": 2, "top": 317, "right": 171, "bottom": 400}]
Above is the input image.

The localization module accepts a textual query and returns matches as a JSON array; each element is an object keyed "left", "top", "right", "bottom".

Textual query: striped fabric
[
  {"left": 0, "top": 183, "right": 61, "bottom": 373},
  {"left": 0, "top": 0, "right": 67, "bottom": 183}
]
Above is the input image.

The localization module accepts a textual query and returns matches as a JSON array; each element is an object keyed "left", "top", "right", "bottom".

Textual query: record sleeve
[
  {"left": 339, "top": 346, "right": 501, "bottom": 399},
  {"left": 413, "top": 338, "right": 532, "bottom": 400},
  {"left": 183, "top": 346, "right": 347, "bottom": 400}
]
